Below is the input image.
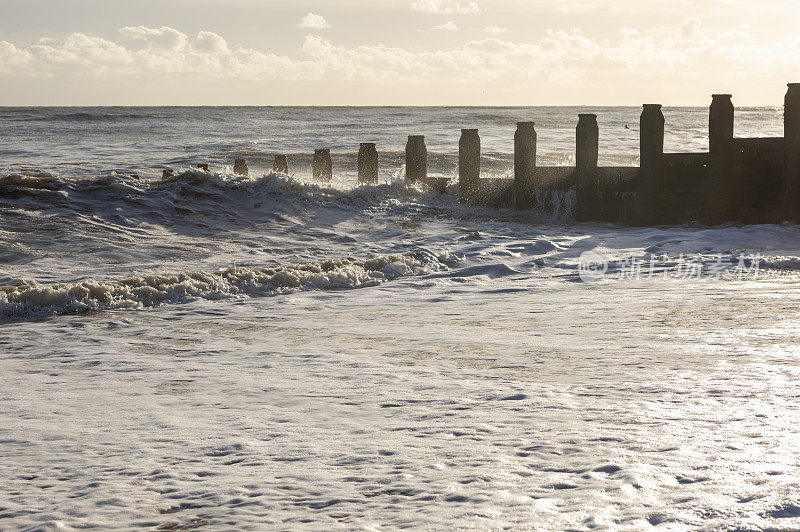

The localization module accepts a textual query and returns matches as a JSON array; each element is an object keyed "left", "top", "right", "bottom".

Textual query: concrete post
[
  {"left": 459, "top": 129, "right": 480, "bottom": 203},
  {"left": 273, "top": 155, "right": 289, "bottom": 174},
  {"left": 234, "top": 158, "right": 249, "bottom": 176},
  {"left": 196, "top": 163, "right": 209, "bottom": 171},
  {"left": 312, "top": 149, "right": 332, "bottom": 181},
  {"left": 514, "top": 122, "right": 537, "bottom": 209},
  {"left": 640, "top": 104, "right": 664, "bottom": 172},
  {"left": 785, "top": 83, "right": 800, "bottom": 220},
  {"left": 576, "top": 114, "right": 599, "bottom": 169},
  {"left": 358, "top": 143, "right": 379, "bottom": 184},
  {"left": 405, "top": 136, "right": 427, "bottom": 181}
]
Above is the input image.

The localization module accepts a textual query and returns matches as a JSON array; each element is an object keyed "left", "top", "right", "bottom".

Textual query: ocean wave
[
  {"left": 0, "top": 252, "right": 447, "bottom": 321},
  {"left": 9, "top": 111, "right": 156, "bottom": 123},
  {"left": 0, "top": 169, "right": 457, "bottom": 212}
]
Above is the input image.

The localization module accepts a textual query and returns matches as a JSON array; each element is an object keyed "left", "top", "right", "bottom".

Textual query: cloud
[
  {"left": 410, "top": 0, "right": 480, "bottom": 15},
  {"left": 297, "top": 13, "right": 331, "bottom": 29},
  {"left": 2, "top": 20, "right": 800, "bottom": 103},
  {"left": 118, "top": 26, "right": 188, "bottom": 52},
  {"left": 434, "top": 22, "right": 459, "bottom": 31},
  {"left": 485, "top": 26, "right": 507, "bottom": 36}
]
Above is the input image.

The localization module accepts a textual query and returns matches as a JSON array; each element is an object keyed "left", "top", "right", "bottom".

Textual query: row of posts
[{"left": 169, "top": 83, "right": 800, "bottom": 215}]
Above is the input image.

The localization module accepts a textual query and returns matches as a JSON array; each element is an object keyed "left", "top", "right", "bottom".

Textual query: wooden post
[
  {"left": 162, "top": 168, "right": 174, "bottom": 179},
  {"left": 273, "top": 155, "right": 289, "bottom": 174},
  {"left": 576, "top": 114, "right": 598, "bottom": 169},
  {"left": 514, "top": 122, "right": 537, "bottom": 209},
  {"left": 785, "top": 83, "right": 800, "bottom": 221},
  {"left": 709, "top": 94, "right": 734, "bottom": 159},
  {"left": 459, "top": 129, "right": 480, "bottom": 203},
  {"left": 405, "top": 136, "right": 427, "bottom": 181},
  {"left": 575, "top": 114, "right": 599, "bottom": 221},
  {"left": 640, "top": 104, "right": 664, "bottom": 172},
  {"left": 234, "top": 158, "right": 249, "bottom": 176},
  {"left": 707, "top": 94, "right": 734, "bottom": 223},
  {"left": 196, "top": 163, "right": 209, "bottom": 171},
  {"left": 358, "top": 143, "right": 379, "bottom": 184},
  {"left": 637, "top": 104, "right": 665, "bottom": 224},
  {"left": 312, "top": 149, "right": 332, "bottom": 181}
]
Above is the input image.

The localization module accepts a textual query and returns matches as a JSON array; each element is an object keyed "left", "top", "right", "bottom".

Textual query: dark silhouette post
[
  {"left": 273, "top": 155, "right": 289, "bottom": 174},
  {"left": 358, "top": 143, "right": 379, "bottom": 184},
  {"left": 162, "top": 169, "right": 174, "bottom": 179},
  {"left": 196, "top": 163, "right": 209, "bottom": 171},
  {"left": 637, "top": 104, "right": 665, "bottom": 224},
  {"left": 785, "top": 83, "right": 800, "bottom": 221},
  {"left": 514, "top": 122, "right": 537, "bottom": 209},
  {"left": 312, "top": 149, "right": 332, "bottom": 181},
  {"left": 575, "top": 114, "right": 599, "bottom": 220},
  {"left": 234, "top": 158, "right": 249, "bottom": 176},
  {"left": 406, "top": 136, "right": 427, "bottom": 181},
  {"left": 576, "top": 114, "right": 599, "bottom": 169},
  {"left": 459, "top": 129, "right": 480, "bottom": 203},
  {"left": 707, "top": 94, "right": 734, "bottom": 223},
  {"left": 709, "top": 94, "right": 734, "bottom": 158},
  {"left": 640, "top": 104, "right": 664, "bottom": 172}
]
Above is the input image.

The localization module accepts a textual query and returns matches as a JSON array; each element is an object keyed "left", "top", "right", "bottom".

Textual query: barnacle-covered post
[
  {"left": 234, "top": 158, "right": 249, "bottom": 176},
  {"left": 273, "top": 155, "right": 289, "bottom": 174},
  {"left": 358, "top": 143, "right": 379, "bottom": 184},
  {"left": 405, "top": 135, "right": 427, "bottom": 182},
  {"left": 312, "top": 149, "right": 332, "bottom": 181}
]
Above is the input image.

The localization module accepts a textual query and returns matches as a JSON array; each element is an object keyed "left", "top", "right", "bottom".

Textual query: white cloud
[
  {"left": 194, "top": 31, "right": 228, "bottom": 53},
  {"left": 486, "top": 26, "right": 507, "bottom": 36},
  {"left": 118, "top": 26, "right": 188, "bottom": 52},
  {"left": 2, "top": 20, "right": 800, "bottom": 104},
  {"left": 434, "top": 21, "right": 459, "bottom": 31},
  {"left": 297, "top": 12, "right": 331, "bottom": 29},
  {"left": 410, "top": 0, "right": 480, "bottom": 15}
]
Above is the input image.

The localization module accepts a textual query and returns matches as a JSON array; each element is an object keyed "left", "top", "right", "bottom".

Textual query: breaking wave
[{"left": 0, "top": 252, "right": 447, "bottom": 321}]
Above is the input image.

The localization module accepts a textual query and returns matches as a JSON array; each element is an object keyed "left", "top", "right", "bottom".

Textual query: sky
[{"left": 0, "top": 0, "right": 799, "bottom": 106}]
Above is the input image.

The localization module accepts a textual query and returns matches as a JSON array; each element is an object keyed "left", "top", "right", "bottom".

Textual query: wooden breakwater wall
[
  {"left": 461, "top": 83, "right": 800, "bottom": 225},
  {"left": 182, "top": 82, "right": 799, "bottom": 225}
]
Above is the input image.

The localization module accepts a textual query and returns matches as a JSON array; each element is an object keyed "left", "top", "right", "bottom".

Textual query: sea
[{"left": 1, "top": 106, "right": 800, "bottom": 530}]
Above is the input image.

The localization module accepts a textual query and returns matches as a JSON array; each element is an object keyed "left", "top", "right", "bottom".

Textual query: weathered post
[
  {"left": 196, "top": 163, "right": 209, "bottom": 171},
  {"left": 273, "top": 155, "right": 289, "bottom": 174},
  {"left": 234, "top": 158, "right": 249, "bottom": 176},
  {"left": 358, "top": 143, "right": 379, "bottom": 184},
  {"left": 576, "top": 114, "right": 599, "bottom": 169},
  {"left": 575, "top": 114, "right": 599, "bottom": 220},
  {"left": 459, "top": 129, "right": 480, "bottom": 203},
  {"left": 640, "top": 104, "right": 664, "bottom": 172},
  {"left": 709, "top": 94, "right": 734, "bottom": 158},
  {"left": 405, "top": 136, "right": 427, "bottom": 181},
  {"left": 785, "top": 83, "right": 800, "bottom": 221},
  {"left": 162, "top": 168, "right": 174, "bottom": 179},
  {"left": 514, "top": 122, "right": 537, "bottom": 209},
  {"left": 707, "top": 94, "right": 734, "bottom": 223},
  {"left": 637, "top": 104, "right": 665, "bottom": 224},
  {"left": 312, "top": 149, "right": 332, "bottom": 181}
]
